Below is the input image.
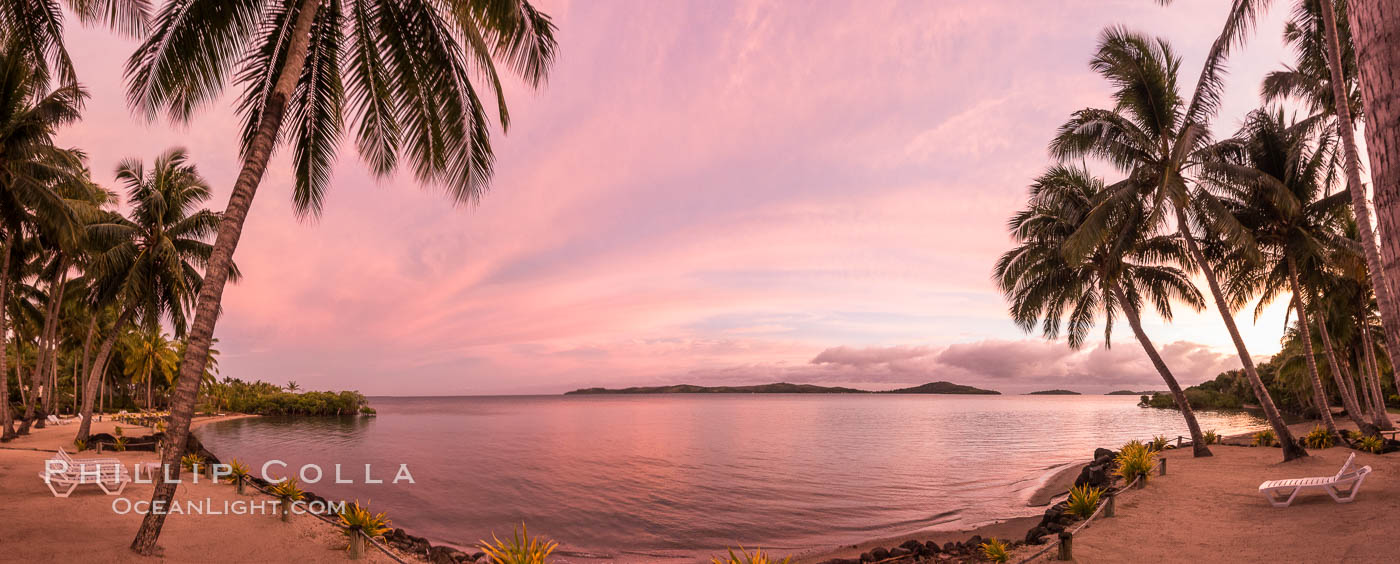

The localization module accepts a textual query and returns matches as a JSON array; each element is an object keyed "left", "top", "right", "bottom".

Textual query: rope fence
[{"left": 1014, "top": 436, "right": 1183, "bottom": 563}]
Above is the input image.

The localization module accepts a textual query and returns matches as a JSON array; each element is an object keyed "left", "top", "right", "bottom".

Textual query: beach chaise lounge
[
  {"left": 38, "top": 448, "right": 130, "bottom": 497},
  {"left": 1258, "top": 452, "right": 1371, "bottom": 507}
]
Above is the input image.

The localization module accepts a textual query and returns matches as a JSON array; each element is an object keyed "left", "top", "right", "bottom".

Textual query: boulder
[
  {"left": 925, "top": 540, "right": 941, "bottom": 553},
  {"left": 942, "top": 542, "right": 956, "bottom": 554},
  {"left": 859, "top": 551, "right": 875, "bottom": 562},
  {"left": 816, "top": 559, "right": 861, "bottom": 564},
  {"left": 428, "top": 546, "right": 469, "bottom": 564},
  {"left": 967, "top": 535, "right": 982, "bottom": 548},
  {"left": 900, "top": 539, "right": 923, "bottom": 552},
  {"left": 1025, "top": 526, "right": 1048, "bottom": 545},
  {"left": 871, "top": 547, "right": 890, "bottom": 560},
  {"left": 1094, "top": 447, "right": 1115, "bottom": 461}
]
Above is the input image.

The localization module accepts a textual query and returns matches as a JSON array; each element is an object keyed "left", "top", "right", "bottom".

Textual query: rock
[
  {"left": 471, "top": 552, "right": 485, "bottom": 561},
  {"left": 859, "top": 551, "right": 875, "bottom": 562},
  {"left": 1045, "top": 520, "right": 1066, "bottom": 533},
  {"left": 817, "top": 559, "right": 860, "bottom": 564},
  {"left": 1094, "top": 447, "right": 1115, "bottom": 461},
  {"left": 925, "top": 540, "right": 941, "bottom": 553},
  {"left": 967, "top": 535, "right": 982, "bottom": 548},
  {"left": 942, "top": 542, "right": 956, "bottom": 554},
  {"left": 888, "top": 546, "right": 910, "bottom": 558},
  {"left": 475, "top": 556, "right": 493, "bottom": 564},
  {"left": 1025, "top": 526, "right": 1047, "bottom": 545},
  {"left": 871, "top": 547, "right": 890, "bottom": 560},
  {"left": 900, "top": 539, "right": 923, "bottom": 552},
  {"left": 428, "top": 546, "right": 468, "bottom": 564}
]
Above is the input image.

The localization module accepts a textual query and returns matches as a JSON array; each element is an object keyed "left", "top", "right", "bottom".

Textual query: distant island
[
  {"left": 565, "top": 380, "right": 1000, "bottom": 395},
  {"left": 1027, "top": 389, "right": 1080, "bottom": 395},
  {"left": 1106, "top": 390, "right": 1161, "bottom": 395}
]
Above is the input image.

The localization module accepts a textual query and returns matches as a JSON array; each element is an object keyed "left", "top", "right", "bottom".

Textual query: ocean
[{"left": 194, "top": 394, "right": 1267, "bottom": 560}]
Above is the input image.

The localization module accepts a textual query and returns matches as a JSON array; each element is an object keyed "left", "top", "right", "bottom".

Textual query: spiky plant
[
  {"left": 227, "top": 459, "right": 250, "bottom": 494},
  {"left": 1067, "top": 484, "right": 1104, "bottom": 518},
  {"left": 1253, "top": 429, "right": 1278, "bottom": 447},
  {"left": 1116, "top": 440, "right": 1157, "bottom": 484},
  {"left": 478, "top": 524, "right": 558, "bottom": 564},
  {"left": 1149, "top": 435, "right": 1170, "bottom": 452},
  {"left": 113, "top": 436, "right": 128, "bottom": 452},
  {"left": 711, "top": 547, "right": 790, "bottom": 564},
  {"left": 270, "top": 478, "right": 305, "bottom": 522},
  {"left": 1303, "top": 426, "right": 1336, "bottom": 449},
  {"left": 339, "top": 501, "right": 391, "bottom": 559},
  {"left": 1203, "top": 430, "right": 1219, "bottom": 445},
  {"left": 980, "top": 538, "right": 1010, "bottom": 563},
  {"left": 1357, "top": 435, "right": 1385, "bottom": 454}
]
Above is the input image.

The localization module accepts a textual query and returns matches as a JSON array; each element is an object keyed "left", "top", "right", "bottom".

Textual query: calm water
[{"left": 196, "top": 395, "right": 1266, "bottom": 560}]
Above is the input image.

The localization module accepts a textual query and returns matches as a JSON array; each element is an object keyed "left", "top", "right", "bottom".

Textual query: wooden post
[
  {"left": 1135, "top": 476, "right": 1146, "bottom": 489},
  {"left": 1160, "top": 458, "right": 1167, "bottom": 476},
  {"left": 1176, "top": 435, "right": 1183, "bottom": 447},
  {"left": 1058, "top": 531, "right": 1073, "bottom": 560},
  {"left": 349, "top": 532, "right": 364, "bottom": 560},
  {"left": 1104, "top": 492, "right": 1115, "bottom": 518}
]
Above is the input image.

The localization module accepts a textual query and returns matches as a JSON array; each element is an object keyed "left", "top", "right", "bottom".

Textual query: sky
[{"left": 56, "top": 0, "right": 1313, "bottom": 395}]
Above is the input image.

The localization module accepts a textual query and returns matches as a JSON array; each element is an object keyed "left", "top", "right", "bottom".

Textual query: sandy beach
[
  {"left": 0, "top": 415, "right": 402, "bottom": 563},
  {"left": 1011, "top": 417, "right": 1400, "bottom": 563}
]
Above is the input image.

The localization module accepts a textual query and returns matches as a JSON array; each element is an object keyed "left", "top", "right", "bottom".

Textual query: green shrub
[
  {"left": 1202, "top": 430, "right": 1219, "bottom": 445},
  {"left": 1357, "top": 435, "right": 1385, "bottom": 454},
  {"left": 338, "top": 501, "right": 391, "bottom": 539},
  {"left": 1066, "top": 484, "right": 1103, "bottom": 518},
  {"left": 113, "top": 436, "right": 128, "bottom": 452},
  {"left": 72, "top": 439, "right": 86, "bottom": 452},
  {"left": 1252, "top": 429, "right": 1277, "bottom": 447},
  {"left": 711, "top": 546, "right": 789, "bottom": 564},
  {"left": 359, "top": 406, "right": 377, "bottom": 415},
  {"left": 980, "top": 538, "right": 1010, "bottom": 563},
  {"left": 270, "top": 478, "right": 305, "bottom": 502},
  {"left": 1303, "top": 426, "right": 1335, "bottom": 449},
  {"left": 113, "top": 425, "right": 123, "bottom": 437},
  {"left": 181, "top": 453, "right": 205, "bottom": 473},
  {"left": 1116, "top": 440, "right": 1157, "bottom": 484},
  {"left": 479, "top": 524, "right": 558, "bottom": 564},
  {"left": 1149, "top": 435, "right": 1170, "bottom": 451}
]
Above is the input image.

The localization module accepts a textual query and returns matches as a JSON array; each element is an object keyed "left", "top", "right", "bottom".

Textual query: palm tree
[
  {"left": 1202, "top": 108, "right": 1368, "bottom": 437},
  {"left": 286, "top": 380, "right": 299, "bottom": 393},
  {"left": 121, "top": 0, "right": 558, "bottom": 553},
  {"left": 0, "top": 0, "right": 148, "bottom": 84},
  {"left": 1346, "top": 2, "right": 1400, "bottom": 345},
  {"left": 120, "top": 327, "right": 178, "bottom": 409},
  {"left": 74, "top": 148, "right": 223, "bottom": 442},
  {"left": 0, "top": 36, "right": 84, "bottom": 440},
  {"left": 996, "top": 165, "right": 1213, "bottom": 456},
  {"left": 1050, "top": 21, "right": 1308, "bottom": 460},
  {"left": 1306, "top": 0, "right": 1400, "bottom": 385}
]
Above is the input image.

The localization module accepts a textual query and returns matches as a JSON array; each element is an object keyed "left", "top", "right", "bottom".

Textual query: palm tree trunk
[
  {"left": 1348, "top": 0, "right": 1400, "bottom": 350},
  {"left": 75, "top": 306, "right": 135, "bottom": 443},
  {"left": 130, "top": 0, "right": 324, "bottom": 553},
  {"left": 1361, "top": 314, "right": 1394, "bottom": 428},
  {"left": 1314, "top": 306, "right": 1377, "bottom": 435},
  {"left": 1176, "top": 207, "right": 1306, "bottom": 459},
  {"left": 0, "top": 239, "right": 14, "bottom": 441},
  {"left": 1112, "top": 282, "right": 1211, "bottom": 456},
  {"left": 1321, "top": 0, "right": 1400, "bottom": 374},
  {"left": 26, "top": 261, "right": 68, "bottom": 429},
  {"left": 1288, "top": 259, "right": 1343, "bottom": 438},
  {"left": 1351, "top": 347, "right": 1375, "bottom": 419}
]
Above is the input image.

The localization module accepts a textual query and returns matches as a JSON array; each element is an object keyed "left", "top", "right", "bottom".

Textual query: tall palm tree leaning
[
  {"left": 1050, "top": 13, "right": 1310, "bottom": 460},
  {"left": 1346, "top": 2, "right": 1400, "bottom": 344},
  {"left": 996, "top": 165, "right": 1214, "bottom": 456},
  {"left": 74, "top": 148, "right": 224, "bottom": 443},
  {"left": 121, "top": 0, "right": 558, "bottom": 553},
  {"left": 1202, "top": 108, "right": 1371, "bottom": 438},
  {"left": 0, "top": 36, "right": 85, "bottom": 440},
  {"left": 1312, "top": 0, "right": 1400, "bottom": 395}
]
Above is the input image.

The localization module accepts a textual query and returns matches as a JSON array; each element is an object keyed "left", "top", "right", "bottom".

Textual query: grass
[
  {"left": 1252, "top": 429, "right": 1277, "bottom": 447},
  {"left": 711, "top": 546, "right": 790, "bottom": 564},
  {"left": 1115, "top": 440, "right": 1157, "bottom": 484},
  {"left": 1302, "top": 425, "right": 1335, "bottom": 449},
  {"left": 1066, "top": 484, "right": 1103, "bottom": 518},
  {"left": 980, "top": 538, "right": 1010, "bottom": 563},
  {"left": 479, "top": 524, "right": 558, "bottom": 564}
]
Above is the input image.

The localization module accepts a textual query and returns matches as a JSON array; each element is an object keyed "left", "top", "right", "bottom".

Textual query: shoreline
[{"left": 791, "top": 460, "right": 1084, "bottom": 563}]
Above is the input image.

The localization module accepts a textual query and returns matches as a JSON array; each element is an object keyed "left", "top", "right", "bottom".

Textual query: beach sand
[
  {"left": 0, "top": 414, "right": 402, "bottom": 563},
  {"left": 793, "top": 462, "right": 1084, "bottom": 563},
  {"left": 1016, "top": 417, "right": 1400, "bottom": 563}
]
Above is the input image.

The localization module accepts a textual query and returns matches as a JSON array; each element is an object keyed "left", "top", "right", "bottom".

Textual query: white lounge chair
[
  {"left": 39, "top": 448, "right": 130, "bottom": 497},
  {"left": 1259, "top": 452, "right": 1372, "bottom": 507}
]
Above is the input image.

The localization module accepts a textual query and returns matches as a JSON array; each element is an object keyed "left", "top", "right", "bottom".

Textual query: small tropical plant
[
  {"left": 113, "top": 436, "right": 128, "bottom": 452},
  {"left": 227, "top": 459, "right": 251, "bottom": 494},
  {"left": 180, "top": 453, "right": 205, "bottom": 473},
  {"left": 1252, "top": 429, "right": 1277, "bottom": 447},
  {"left": 1203, "top": 430, "right": 1219, "bottom": 445},
  {"left": 1115, "top": 440, "right": 1157, "bottom": 484},
  {"left": 1347, "top": 430, "right": 1365, "bottom": 441},
  {"left": 1303, "top": 426, "right": 1335, "bottom": 449},
  {"left": 339, "top": 501, "right": 392, "bottom": 559},
  {"left": 1357, "top": 435, "right": 1385, "bottom": 454},
  {"left": 1149, "top": 435, "right": 1170, "bottom": 452},
  {"left": 479, "top": 524, "right": 559, "bottom": 564},
  {"left": 1066, "top": 484, "right": 1104, "bottom": 518},
  {"left": 113, "top": 425, "right": 123, "bottom": 437},
  {"left": 270, "top": 479, "right": 305, "bottom": 522},
  {"left": 980, "top": 538, "right": 1010, "bottom": 563},
  {"left": 73, "top": 439, "right": 87, "bottom": 452},
  {"left": 711, "top": 546, "right": 790, "bottom": 564}
]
